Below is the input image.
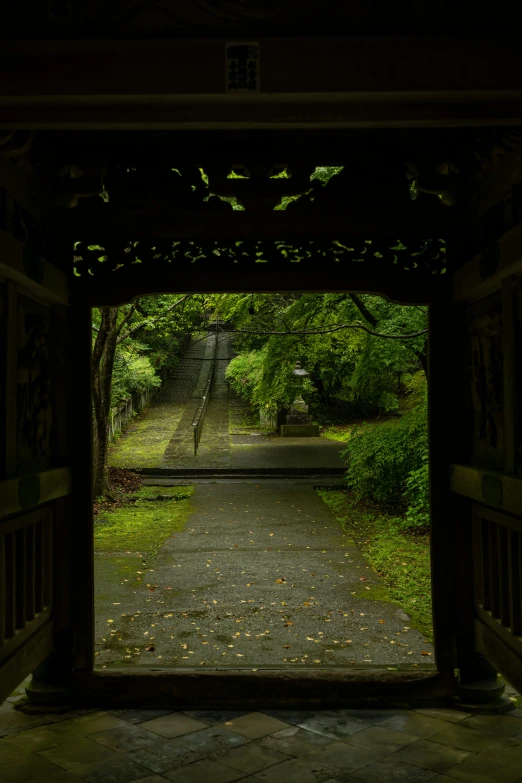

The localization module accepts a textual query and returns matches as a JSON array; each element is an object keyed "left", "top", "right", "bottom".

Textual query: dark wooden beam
[
  {"left": 59, "top": 205, "right": 450, "bottom": 240},
  {"left": 62, "top": 667, "right": 455, "bottom": 708},
  {"left": 2, "top": 38, "right": 522, "bottom": 129},
  {"left": 77, "top": 259, "right": 445, "bottom": 307}
]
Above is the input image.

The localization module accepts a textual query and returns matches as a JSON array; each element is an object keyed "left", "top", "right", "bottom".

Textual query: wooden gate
[
  {"left": 0, "top": 161, "right": 72, "bottom": 703},
  {"left": 451, "top": 223, "right": 522, "bottom": 695}
]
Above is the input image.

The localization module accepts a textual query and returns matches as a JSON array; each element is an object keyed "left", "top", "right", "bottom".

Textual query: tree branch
[
  {"left": 348, "top": 293, "right": 379, "bottom": 328},
  {"left": 220, "top": 323, "right": 428, "bottom": 340}
]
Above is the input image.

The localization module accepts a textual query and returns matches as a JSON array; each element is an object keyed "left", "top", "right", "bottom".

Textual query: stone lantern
[{"left": 280, "top": 361, "right": 320, "bottom": 437}]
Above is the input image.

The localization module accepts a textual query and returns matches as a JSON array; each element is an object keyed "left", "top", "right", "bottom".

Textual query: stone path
[
  {"left": 94, "top": 483, "right": 434, "bottom": 669},
  {"left": 163, "top": 333, "right": 232, "bottom": 469},
  {"left": 110, "top": 329, "right": 346, "bottom": 472},
  {"left": 2, "top": 692, "right": 522, "bottom": 783}
]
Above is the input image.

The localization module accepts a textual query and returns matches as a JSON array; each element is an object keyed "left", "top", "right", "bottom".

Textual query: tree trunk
[{"left": 92, "top": 307, "right": 119, "bottom": 498}]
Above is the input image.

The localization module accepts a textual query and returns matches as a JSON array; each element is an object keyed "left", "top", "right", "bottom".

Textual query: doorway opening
[{"left": 91, "top": 292, "right": 434, "bottom": 673}]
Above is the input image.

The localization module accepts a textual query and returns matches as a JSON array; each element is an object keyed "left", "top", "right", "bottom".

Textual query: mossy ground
[
  {"left": 109, "top": 403, "right": 184, "bottom": 468},
  {"left": 317, "top": 488, "right": 433, "bottom": 641},
  {"left": 94, "top": 486, "right": 194, "bottom": 556}
]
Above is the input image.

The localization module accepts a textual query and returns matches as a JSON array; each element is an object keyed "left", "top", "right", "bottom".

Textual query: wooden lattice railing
[
  {"left": 473, "top": 505, "right": 522, "bottom": 640},
  {"left": 0, "top": 507, "right": 52, "bottom": 663}
]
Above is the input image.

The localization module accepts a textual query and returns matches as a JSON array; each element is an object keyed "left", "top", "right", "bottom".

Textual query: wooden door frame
[{"left": 59, "top": 269, "right": 458, "bottom": 709}]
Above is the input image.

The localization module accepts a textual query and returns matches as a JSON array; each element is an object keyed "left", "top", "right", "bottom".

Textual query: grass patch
[
  {"left": 317, "top": 488, "right": 433, "bottom": 641},
  {"left": 321, "top": 424, "right": 355, "bottom": 443},
  {"left": 94, "top": 486, "right": 194, "bottom": 556}
]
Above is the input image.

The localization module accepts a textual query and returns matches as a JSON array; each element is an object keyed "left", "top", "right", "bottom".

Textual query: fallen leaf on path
[
  {"left": 421, "top": 651, "right": 432, "bottom": 656},
  {"left": 145, "top": 645, "right": 155, "bottom": 651}
]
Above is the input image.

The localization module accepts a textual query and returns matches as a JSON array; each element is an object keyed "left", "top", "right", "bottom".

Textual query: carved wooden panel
[
  {"left": 17, "top": 296, "right": 54, "bottom": 474},
  {"left": 469, "top": 295, "right": 504, "bottom": 469}
]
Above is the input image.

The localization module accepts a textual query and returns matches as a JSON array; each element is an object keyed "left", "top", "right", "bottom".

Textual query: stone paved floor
[{"left": 2, "top": 693, "right": 522, "bottom": 783}]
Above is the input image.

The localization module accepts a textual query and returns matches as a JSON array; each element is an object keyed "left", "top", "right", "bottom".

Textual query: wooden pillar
[
  {"left": 70, "top": 288, "right": 94, "bottom": 672},
  {"left": 428, "top": 287, "right": 458, "bottom": 679}
]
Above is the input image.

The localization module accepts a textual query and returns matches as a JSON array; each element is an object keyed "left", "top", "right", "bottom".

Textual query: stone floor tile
[
  {"left": 302, "top": 742, "right": 381, "bottom": 771},
  {"left": 0, "top": 753, "right": 83, "bottom": 783},
  {"left": 170, "top": 726, "right": 249, "bottom": 756},
  {"left": 459, "top": 714, "right": 522, "bottom": 738},
  {"left": 391, "top": 739, "right": 471, "bottom": 773},
  {"left": 163, "top": 758, "right": 244, "bottom": 783},
  {"left": 346, "top": 726, "right": 419, "bottom": 754},
  {"left": 126, "top": 738, "right": 200, "bottom": 774},
  {"left": 128, "top": 777, "right": 169, "bottom": 783},
  {"left": 221, "top": 712, "right": 292, "bottom": 739},
  {"left": 0, "top": 706, "right": 57, "bottom": 737},
  {"left": 415, "top": 709, "right": 471, "bottom": 724},
  {"left": 0, "top": 739, "right": 27, "bottom": 763},
  {"left": 444, "top": 755, "right": 522, "bottom": 783},
  {"left": 338, "top": 710, "right": 409, "bottom": 725},
  {"left": 474, "top": 737, "right": 522, "bottom": 767},
  {"left": 296, "top": 711, "right": 371, "bottom": 740},
  {"left": 350, "top": 758, "right": 438, "bottom": 782},
  {"left": 260, "top": 710, "right": 323, "bottom": 726},
  {"left": 110, "top": 709, "right": 174, "bottom": 724},
  {"left": 315, "top": 777, "right": 362, "bottom": 783},
  {"left": 184, "top": 709, "right": 251, "bottom": 726},
  {"left": 58, "top": 711, "right": 128, "bottom": 736},
  {"left": 262, "top": 726, "right": 335, "bottom": 756},
  {"left": 2, "top": 723, "right": 81, "bottom": 753},
  {"left": 94, "top": 724, "right": 163, "bottom": 753},
  {"left": 72, "top": 754, "right": 154, "bottom": 783},
  {"left": 427, "top": 723, "right": 501, "bottom": 753},
  {"left": 215, "top": 740, "right": 289, "bottom": 774},
  {"left": 379, "top": 713, "right": 451, "bottom": 738},
  {"left": 139, "top": 712, "right": 208, "bottom": 738},
  {"left": 38, "top": 736, "right": 119, "bottom": 771},
  {"left": 253, "top": 757, "right": 340, "bottom": 783}
]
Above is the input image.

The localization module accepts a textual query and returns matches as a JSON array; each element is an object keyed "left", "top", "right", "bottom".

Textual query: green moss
[
  {"left": 321, "top": 425, "right": 354, "bottom": 443},
  {"left": 317, "top": 488, "right": 433, "bottom": 641},
  {"left": 131, "top": 485, "right": 193, "bottom": 500},
  {"left": 109, "top": 401, "right": 185, "bottom": 468},
  {"left": 94, "top": 487, "right": 194, "bottom": 556}
]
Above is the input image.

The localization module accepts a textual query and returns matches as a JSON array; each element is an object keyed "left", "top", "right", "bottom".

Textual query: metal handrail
[{"left": 192, "top": 322, "right": 219, "bottom": 455}]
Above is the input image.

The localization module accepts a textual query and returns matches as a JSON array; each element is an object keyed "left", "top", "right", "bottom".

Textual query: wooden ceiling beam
[
  {"left": 60, "top": 205, "right": 450, "bottom": 240},
  {"left": 76, "top": 259, "right": 445, "bottom": 307},
  {"left": 2, "top": 38, "right": 522, "bottom": 129}
]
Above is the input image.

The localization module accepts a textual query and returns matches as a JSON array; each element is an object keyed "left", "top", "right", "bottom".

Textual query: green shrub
[
  {"left": 342, "top": 387, "right": 427, "bottom": 509},
  {"left": 402, "top": 454, "right": 430, "bottom": 531},
  {"left": 112, "top": 352, "right": 161, "bottom": 406}
]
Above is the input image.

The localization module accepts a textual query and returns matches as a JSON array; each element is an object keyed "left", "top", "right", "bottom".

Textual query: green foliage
[
  {"left": 343, "top": 379, "right": 428, "bottom": 510},
  {"left": 403, "top": 455, "right": 430, "bottom": 531},
  {"left": 217, "top": 293, "right": 427, "bottom": 421},
  {"left": 226, "top": 344, "right": 314, "bottom": 415},
  {"left": 111, "top": 351, "right": 161, "bottom": 406}
]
